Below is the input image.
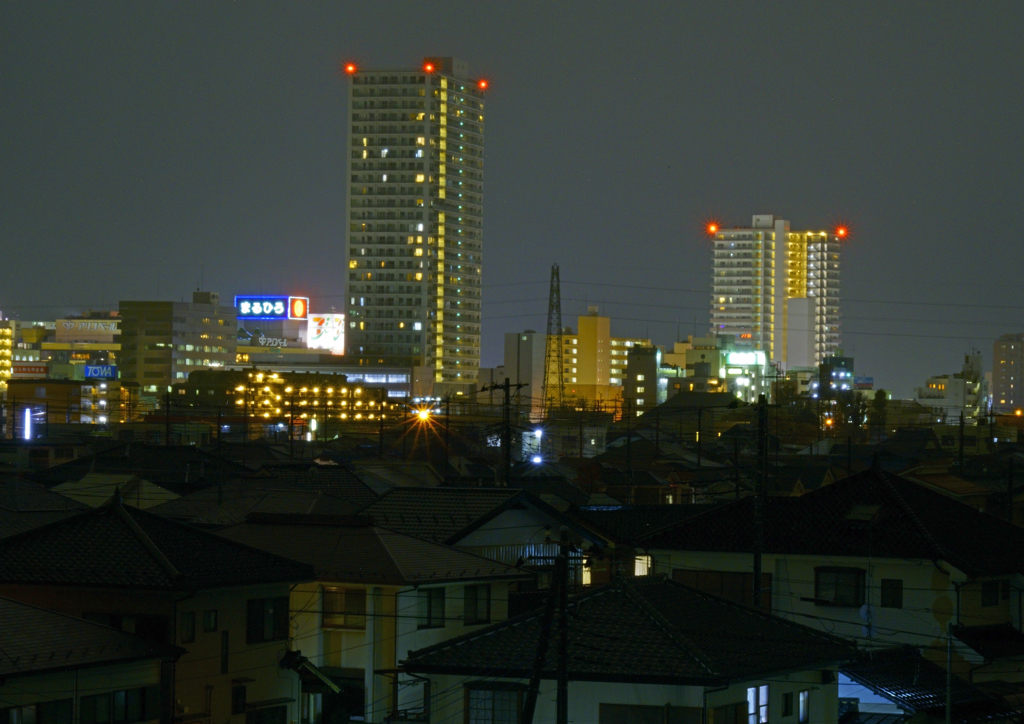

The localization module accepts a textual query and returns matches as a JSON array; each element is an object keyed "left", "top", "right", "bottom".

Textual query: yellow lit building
[
  {"left": 559, "top": 307, "right": 650, "bottom": 407},
  {"left": 0, "top": 323, "right": 11, "bottom": 391},
  {"left": 710, "top": 215, "right": 842, "bottom": 369}
]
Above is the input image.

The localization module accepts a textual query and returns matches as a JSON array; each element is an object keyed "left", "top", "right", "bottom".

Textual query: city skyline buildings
[
  {"left": 710, "top": 215, "right": 842, "bottom": 371},
  {"left": 343, "top": 57, "right": 485, "bottom": 396}
]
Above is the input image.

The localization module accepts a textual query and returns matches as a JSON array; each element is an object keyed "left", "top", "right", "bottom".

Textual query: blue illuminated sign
[
  {"left": 85, "top": 365, "right": 118, "bottom": 379},
  {"left": 235, "top": 295, "right": 309, "bottom": 321}
]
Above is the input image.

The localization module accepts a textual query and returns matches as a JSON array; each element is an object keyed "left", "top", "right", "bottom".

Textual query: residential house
[
  {"left": 400, "top": 575, "right": 855, "bottom": 724},
  {"left": 637, "top": 468, "right": 1024, "bottom": 682},
  {"left": 0, "top": 475, "right": 86, "bottom": 538},
  {"left": 215, "top": 513, "right": 534, "bottom": 724},
  {"left": 0, "top": 596, "right": 182, "bottom": 724},
  {"left": 0, "top": 495, "right": 316, "bottom": 724}
]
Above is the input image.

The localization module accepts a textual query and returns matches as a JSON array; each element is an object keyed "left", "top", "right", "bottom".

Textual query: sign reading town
[
  {"left": 84, "top": 365, "right": 118, "bottom": 379},
  {"left": 307, "top": 314, "right": 345, "bottom": 355},
  {"left": 235, "top": 296, "right": 309, "bottom": 321}
]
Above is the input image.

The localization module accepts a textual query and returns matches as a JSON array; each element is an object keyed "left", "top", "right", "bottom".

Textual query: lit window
[
  {"left": 748, "top": 685, "right": 769, "bottom": 724},
  {"left": 636, "top": 374, "right": 645, "bottom": 381},
  {"left": 415, "top": 174, "right": 425, "bottom": 182},
  {"left": 634, "top": 555, "right": 651, "bottom": 576},
  {"left": 798, "top": 691, "right": 809, "bottom": 724},
  {"left": 636, "top": 386, "right": 645, "bottom": 393}
]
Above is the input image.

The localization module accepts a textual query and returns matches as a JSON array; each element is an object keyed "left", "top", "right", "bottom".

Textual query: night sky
[{"left": 3, "top": 2, "right": 1022, "bottom": 397}]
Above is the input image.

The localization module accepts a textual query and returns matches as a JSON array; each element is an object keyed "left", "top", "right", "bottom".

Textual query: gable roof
[
  {"left": 53, "top": 474, "right": 179, "bottom": 509},
  {"left": 639, "top": 467, "right": 1024, "bottom": 578},
  {"left": 356, "top": 487, "right": 602, "bottom": 546},
  {"left": 0, "top": 495, "right": 315, "bottom": 590},
  {"left": 0, "top": 596, "right": 182, "bottom": 678},
  {"left": 403, "top": 574, "right": 854, "bottom": 686},
  {"left": 0, "top": 476, "right": 87, "bottom": 539},
  {"left": 216, "top": 514, "right": 533, "bottom": 585}
]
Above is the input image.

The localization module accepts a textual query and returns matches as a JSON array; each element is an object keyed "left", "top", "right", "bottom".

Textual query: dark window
[
  {"left": 181, "top": 612, "right": 195, "bottom": 644},
  {"left": 203, "top": 610, "right": 218, "bottom": 632},
  {"left": 464, "top": 584, "right": 491, "bottom": 625},
  {"left": 418, "top": 588, "right": 445, "bottom": 629},
  {"left": 322, "top": 588, "right": 367, "bottom": 629},
  {"left": 467, "top": 686, "right": 523, "bottom": 724},
  {"left": 982, "top": 581, "right": 1000, "bottom": 607},
  {"left": 3, "top": 702, "right": 73, "bottom": 724},
  {"left": 221, "top": 630, "right": 230, "bottom": 674},
  {"left": 880, "top": 579, "right": 903, "bottom": 609},
  {"left": 246, "top": 706, "right": 287, "bottom": 724},
  {"left": 80, "top": 688, "right": 158, "bottom": 724},
  {"left": 782, "top": 693, "right": 793, "bottom": 717},
  {"left": 711, "top": 704, "right": 747, "bottom": 724},
  {"left": 814, "top": 568, "right": 865, "bottom": 607},
  {"left": 599, "top": 704, "right": 702, "bottom": 724},
  {"left": 247, "top": 597, "right": 289, "bottom": 644},
  {"left": 232, "top": 687, "right": 247, "bottom": 715}
]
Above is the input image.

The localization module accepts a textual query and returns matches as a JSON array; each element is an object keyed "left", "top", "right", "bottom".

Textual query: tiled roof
[
  {"left": 149, "top": 486, "right": 359, "bottom": 528},
  {"left": 639, "top": 468, "right": 1024, "bottom": 577},
  {"left": 567, "top": 504, "right": 717, "bottom": 545},
  {"left": 0, "top": 596, "right": 182, "bottom": 678},
  {"left": 403, "top": 574, "right": 854, "bottom": 685},
  {"left": 216, "top": 514, "right": 533, "bottom": 585},
  {"left": 0, "top": 497, "right": 315, "bottom": 590},
  {"left": 842, "top": 647, "right": 1016, "bottom": 723},
  {"left": 36, "top": 444, "right": 249, "bottom": 493},
  {"left": 356, "top": 487, "right": 526, "bottom": 543},
  {"left": 0, "top": 476, "right": 87, "bottom": 538}
]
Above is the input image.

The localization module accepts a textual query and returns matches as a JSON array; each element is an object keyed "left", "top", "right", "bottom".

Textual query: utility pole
[
  {"left": 696, "top": 407, "right": 703, "bottom": 468},
  {"left": 624, "top": 398, "right": 633, "bottom": 503},
  {"left": 165, "top": 391, "right": 171, "bottom": 446},
  {"left": 378, "top": 390, "right": 386, "bottom": 459},
  {"left": 479, "top": 378, "right": 527, "bottom": 485},
  {"left": 444, "top": 395, "right": 451, "bottom": 467},
  {"left": 959, "top": 411, "right": 965, "bottom": 474},
  {"left": 753, "top": 393, "right": 767, "bottom": 609},
  {"left": 289, "top": 389, "right": 296, "bottom": 458},
  {"left": 555, "top": 527, "right": 569, "bottom": 724},
  {"left": 578, "top": 409, "right": 584, "bottom": 458}
]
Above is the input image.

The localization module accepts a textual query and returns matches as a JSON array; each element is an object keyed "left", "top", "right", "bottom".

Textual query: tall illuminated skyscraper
[
  {"left": 344, "top": 57, "right": 485, "bottom": 396},
  {"left": 709, "top": 215, "right": 842, "bottom": 369}
]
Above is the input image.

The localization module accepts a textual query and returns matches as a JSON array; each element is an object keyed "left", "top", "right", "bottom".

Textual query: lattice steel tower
[{"left": 542, "top": 263, "right": 564, "bottom": 415}]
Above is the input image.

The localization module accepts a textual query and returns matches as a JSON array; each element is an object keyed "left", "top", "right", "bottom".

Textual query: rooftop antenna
[{"left": 542, "top": 263, "right": 565, "bottom": 416}]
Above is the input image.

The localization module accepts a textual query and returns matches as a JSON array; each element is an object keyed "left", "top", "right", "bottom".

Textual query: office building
[
  {"left": 344, "top": 57, "right": 485, "bottom": 397},
  {"left": 710, "top": 215, "right": 842, "bottom": 369},
  {"left": 119, "top": 292, "right": 236, "bottom": 397},
  {"left": 993, "top": 333, "right": 1024, "bottom": 413}
]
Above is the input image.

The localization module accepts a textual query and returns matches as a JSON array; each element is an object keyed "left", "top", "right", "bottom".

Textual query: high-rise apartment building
[
  {"left": 993, "top": 333, "right": 1024, "bottom": 412},
  {"left": 710, "top": 215, "right": 842, "bottom": 369},
  {"left": 344, "top": 57, "right": 485, "bottom": 396}
]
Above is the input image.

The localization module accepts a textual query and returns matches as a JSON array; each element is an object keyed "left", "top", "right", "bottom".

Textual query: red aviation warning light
[
  {"left": 477, "top": 79, "right": 489, "bottom": 90},
  {"left": 423, "top": 61, "right": 435, "bottom": 73},
  {"left": 343, "top": 62, "right": 357, "bottom": 75},
  {"left": 835, "top": 225, "right": 849, "bottom": 239},
  {"left": 704, "top": 220, "right": 721, "bottom": 237}
]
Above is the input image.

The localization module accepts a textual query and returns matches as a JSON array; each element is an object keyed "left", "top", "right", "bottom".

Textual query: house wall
[
  {"left": 646, "top": 549, "right": 1023, "bottom": 678},
  {"left": 422, "top": 670, "right": 838, "bottom": 724},
  {"left": 0, "top": 582, "right": 298, "bottom": 724},
  {"left": 175, "top": 584, "right": 298, "bottom": 724}
]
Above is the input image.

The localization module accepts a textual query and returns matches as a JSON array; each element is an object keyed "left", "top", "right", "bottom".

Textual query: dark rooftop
[
  {"left": 0, "top": 596, "right": 182, "bottom": 678},
  {"left": 0, "top": 495, "right": 315, "bottom": 590},
  {"left": 403, "top": 574, "right": 854, "bottom": 686},
  {"left": 217, "top": 513, "right": 533, "bottom": 585}
]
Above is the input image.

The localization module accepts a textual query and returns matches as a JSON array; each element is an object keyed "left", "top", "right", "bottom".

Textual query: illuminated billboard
[
  {"left": 307, "top": 313, "right": 345, "bottom": 355},
  {"left": 235, "top": 296, "right": 310, "bottom": 321}
]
